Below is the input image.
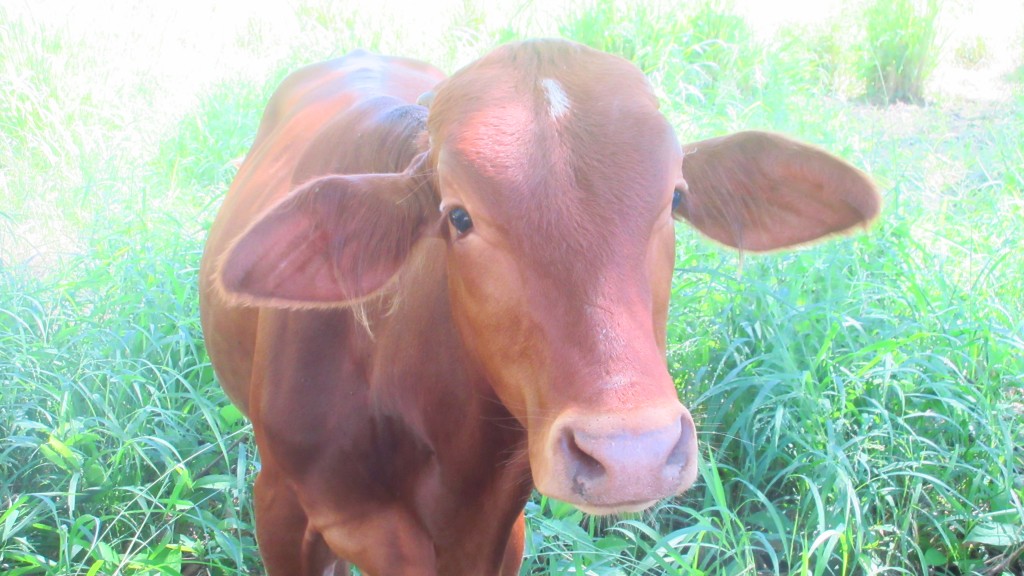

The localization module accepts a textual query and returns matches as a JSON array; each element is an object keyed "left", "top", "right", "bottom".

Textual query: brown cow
[{"left": 199, "top": 39, "right": 879, "bottom": 575}]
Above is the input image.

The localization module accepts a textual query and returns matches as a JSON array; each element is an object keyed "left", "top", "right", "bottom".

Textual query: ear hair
[
  {"left": 675, "top": 131, "right": 880, "bottom": 251},
  {"left": 216, "top": 153, "right": 438, "bottom": 308}
]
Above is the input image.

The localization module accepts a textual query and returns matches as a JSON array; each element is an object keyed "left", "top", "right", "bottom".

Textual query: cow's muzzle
[{"left": 539, "top": 405, "right": 698, "bottom": 514}]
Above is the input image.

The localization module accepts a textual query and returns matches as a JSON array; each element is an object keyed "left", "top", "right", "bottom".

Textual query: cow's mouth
[{"left": 570, "top": 498, "right": 662, "bottom": 516}]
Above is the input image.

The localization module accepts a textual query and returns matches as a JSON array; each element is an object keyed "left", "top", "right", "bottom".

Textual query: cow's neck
[{"left": 371, "top": 241, "right": 528, "bottom": 477}]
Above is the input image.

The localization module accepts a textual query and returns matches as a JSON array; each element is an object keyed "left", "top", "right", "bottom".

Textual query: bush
[
  {"left": 558, "top": 0, "right": 762, "bottom": 111},
  {"left": 860, "top": 0, "right": 942, "bottom": 104},
  {"left": 953, "top": 35, "right": 988, "bottom": 69}
]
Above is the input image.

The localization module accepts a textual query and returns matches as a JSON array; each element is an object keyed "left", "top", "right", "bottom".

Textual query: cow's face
[
  {"left": 428, "top": 41, "right": 697, "bottom": 512},
  {"left": 216, "top": 39, "right": 879, "bottom": 515}
]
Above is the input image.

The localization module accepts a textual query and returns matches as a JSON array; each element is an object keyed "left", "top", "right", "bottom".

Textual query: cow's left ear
[
  {"left": 217, "top": 154, "right": 436, "bottom": 307},
  {"left": 674, "top": 131, "right": 880, "bottom": 251}
]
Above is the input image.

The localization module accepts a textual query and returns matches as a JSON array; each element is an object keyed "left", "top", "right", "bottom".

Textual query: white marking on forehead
[{"left": 541, "top": 78, "right": 571, "bottom": 119}]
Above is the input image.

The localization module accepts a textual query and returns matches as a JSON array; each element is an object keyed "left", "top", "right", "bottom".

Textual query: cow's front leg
[
  {"left": 316, "top": 505, "right": 437, "bottom": 576},
  {"left": 254, "top": 465, "right": 345, "bottom": 575}
]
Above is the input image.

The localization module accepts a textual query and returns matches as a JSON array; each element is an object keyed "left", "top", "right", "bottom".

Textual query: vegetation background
[{"left": 1, "top": 0, "right": 1022, "bottom": 574}]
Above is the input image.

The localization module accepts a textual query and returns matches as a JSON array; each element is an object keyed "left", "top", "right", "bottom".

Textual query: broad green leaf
[
  {"left": 219, "top": 404, "right": 245, "bottom": 427},
  {"left": 923, "top": 548, "right": 947, "bottom": 566},
  {"left": 965, "top": 522, "right": 1023, "bottom": 547}
]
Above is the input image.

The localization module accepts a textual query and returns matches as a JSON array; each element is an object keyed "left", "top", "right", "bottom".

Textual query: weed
[
  {"left": 954, "top": 35, "right": 988, "bottom": 69},
  {"left": 860, "top": 0, "right": 942, "bottom": 104}
]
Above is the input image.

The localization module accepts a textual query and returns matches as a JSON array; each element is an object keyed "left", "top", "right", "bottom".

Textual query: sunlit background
[{"left": 3, "top": 0, "right": 1022, "bottom": 266}]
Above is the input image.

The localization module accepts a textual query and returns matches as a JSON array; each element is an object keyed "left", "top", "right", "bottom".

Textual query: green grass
[
  {"left": 860, "top": 0, "right": 941, "bottom": 104},
  {"left": 2, "top": 1, "right": 1023, "bottom": 575}
]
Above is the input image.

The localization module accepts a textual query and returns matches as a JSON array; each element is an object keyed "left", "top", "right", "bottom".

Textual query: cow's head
[{"left": 218, "top": 40, "right": 880, "bottom": 513}]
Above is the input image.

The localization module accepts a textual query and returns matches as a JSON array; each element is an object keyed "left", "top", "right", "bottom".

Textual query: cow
[{"left": 198, "top": 39, "right": 880, "bottom": 575}]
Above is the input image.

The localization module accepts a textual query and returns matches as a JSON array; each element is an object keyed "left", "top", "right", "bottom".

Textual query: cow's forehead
[
  {"left": 428, "top": 41, "right": 681, "bottom": 251},
  {"left": 428, "top": 40, "right": 665, "bottom": 144}
]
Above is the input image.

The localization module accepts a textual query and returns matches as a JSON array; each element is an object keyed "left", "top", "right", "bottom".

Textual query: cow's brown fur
[{"left": 199, "top": 40, "right": 879, "bottom": 575}]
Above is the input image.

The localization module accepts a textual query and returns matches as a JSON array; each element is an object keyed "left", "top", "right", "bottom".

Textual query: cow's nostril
[
  {"left": 665, "top": 416, "right": 692, "bottom": 469},
  {"left": 564, "top": 430, "right": 605, "bottom": 494}
]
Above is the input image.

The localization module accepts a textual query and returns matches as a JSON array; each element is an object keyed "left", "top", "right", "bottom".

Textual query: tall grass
[
  {"left": 860, "top": 0, "right": 942, "bottom": 104},
  {"left": 2, "top": 1, "right": 1022, "bottom": 575}
]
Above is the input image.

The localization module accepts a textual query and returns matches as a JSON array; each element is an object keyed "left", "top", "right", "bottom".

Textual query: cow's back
[{"left": 199, "top": 52, "right": 445, "bottom": 412}]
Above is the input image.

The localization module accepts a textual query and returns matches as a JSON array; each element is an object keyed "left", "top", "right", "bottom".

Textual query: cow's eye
[
  {"left": 672, "top": 188, "right": 683, "bottom": 212},
  {"left": 448, "top": 207, "right": 474, "bottom": 235}
]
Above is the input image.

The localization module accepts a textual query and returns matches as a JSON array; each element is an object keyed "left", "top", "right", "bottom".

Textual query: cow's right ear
[
  {"left": 674, "top": 131, "right": 880, "bottom": 251},
  {"left": 217, "top": 155, "right": 436, "bottom": 308}
]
